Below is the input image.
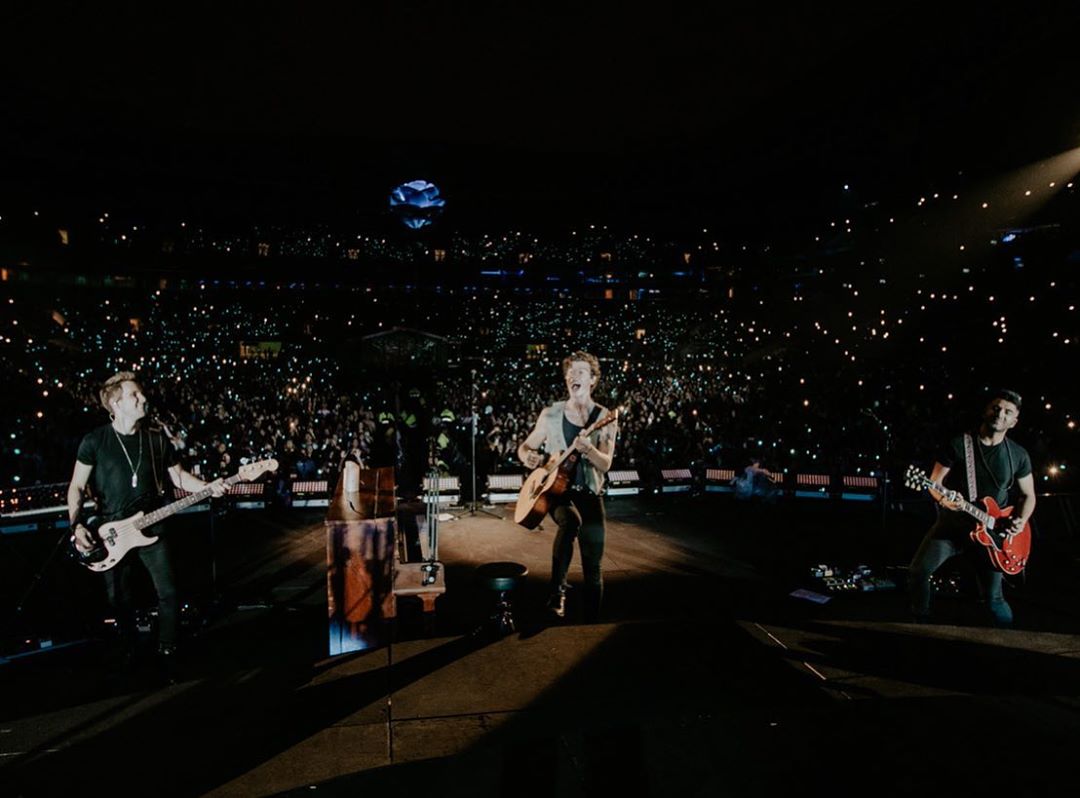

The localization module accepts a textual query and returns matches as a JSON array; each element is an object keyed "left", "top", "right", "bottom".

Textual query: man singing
[{"left": 518, "top": 352, "right": 617, "bottom": 622}]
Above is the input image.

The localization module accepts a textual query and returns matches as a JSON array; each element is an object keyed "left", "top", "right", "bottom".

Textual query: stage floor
[{"left": 3, "top": 495, "right": 1080, "bottom": 796}]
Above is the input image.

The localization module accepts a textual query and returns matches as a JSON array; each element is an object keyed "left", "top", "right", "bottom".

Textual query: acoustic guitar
[{"left": 514, "top": 410, "right": 618, "bottom": 529}]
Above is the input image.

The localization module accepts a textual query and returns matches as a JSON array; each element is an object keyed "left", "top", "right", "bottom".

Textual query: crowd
[
  {"left": 2, "top": 229, "right": 1075, "bottom": 499},
  {"left": 2, "top": 170, "right": 1078, "bottom": 496}
]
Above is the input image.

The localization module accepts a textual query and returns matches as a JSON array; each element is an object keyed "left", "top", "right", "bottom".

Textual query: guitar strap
[
  {"left": 568, "top": 406, "right": 604, "bottom": 475},
  {"left": 962, "top": 434, "right": 979, "bottom": 502},
  {"left": 964, "top": 433, "right": 1016, "bottom": 501},
  {"left": 570, "top": 406, "right": 604, "bottom": 468}
]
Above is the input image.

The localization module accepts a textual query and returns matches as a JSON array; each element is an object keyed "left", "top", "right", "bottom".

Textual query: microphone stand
[
  {"left": 466, "top": 369, "right": 500, "bottom": 518},
  {"left": 861, "top": 407, "right": 892, "bottom": 552}
]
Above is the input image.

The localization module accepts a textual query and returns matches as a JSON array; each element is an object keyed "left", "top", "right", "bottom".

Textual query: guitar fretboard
[
  {"left": 134, "top": 474, "right": 243, "bottom": 530},
  {"left": 921, "top": 477, "right": 994, "bottom": 529}
]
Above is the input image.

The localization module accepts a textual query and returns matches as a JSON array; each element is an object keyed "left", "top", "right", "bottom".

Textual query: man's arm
[
  {"left": 68, "top": 461, "right": 94, "bottom": 551},
  {"left": 1009, "top": 473, "right": 1037, "bottom": 534},
  {"left": 168, "top": 464, "right": 227, "bottom": 496},
  {"left": 928, "top": 462, "right": 963, "bottom": 510},
  {"left": 518, "top": 412, "right": 547, "bottom": 469},
  {"left": 574, "top": 423, "right": 617, "bottom": 475}
]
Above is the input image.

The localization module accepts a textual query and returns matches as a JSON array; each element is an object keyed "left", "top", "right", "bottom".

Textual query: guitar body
[
  {"left": 74, "top": 512, "right": 160, "bottom": 573},
  {"left": 514, "top": 453, "right": 577, "bottom": 529},
  {"left": 969, "top": 496, "right": 1031, "bottom": 576},
  {"left": 514, "top": 409, "right": 619, "bottom": 530}
]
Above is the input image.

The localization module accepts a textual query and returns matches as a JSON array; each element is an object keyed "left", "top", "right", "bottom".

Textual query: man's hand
[
  {"left": 1007, "top": 516, "right": 1027, "bottom": 536},
  {"left": 207, "top": 478, "right": 228, "bottom": 498},
  {"left": 72, "top": 524, "right": 95, "bottom": 553},
  {"left": 938, "top": 490, "right": 963, "bottom": 511},
  {"left": 523, "top": 450, "right": 543, "bottom": 469},
  {"left": 573, "top": 435, "right": 595, "bottom": 456}
]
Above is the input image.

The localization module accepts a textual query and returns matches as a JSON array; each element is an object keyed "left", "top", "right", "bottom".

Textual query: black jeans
[
  {"left": 104, "top": 534, "right": 180, "bottom": 648},
  {"left": 550, "top": 490, "right": 606, "bottom": 621},
  {"left": 908, "top": 523, "right": 1013, "bottom": 627}
]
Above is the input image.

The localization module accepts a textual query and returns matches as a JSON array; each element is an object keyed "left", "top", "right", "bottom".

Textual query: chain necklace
[
  {"left": 976, "top": 436, "right": 1015, "bottom": 495},
  {"left": 113, "top": 427, "right": 143, "bottom": 488}
]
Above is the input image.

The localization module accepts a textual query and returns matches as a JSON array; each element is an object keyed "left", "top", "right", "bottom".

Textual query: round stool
[{"left": 475, "top": 561, "right": 528, "bottom": 636}]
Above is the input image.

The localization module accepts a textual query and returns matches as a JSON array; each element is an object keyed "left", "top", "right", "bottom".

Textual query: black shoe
[{"left": 546, "top": 590, "right": 567, "bottom": 619}]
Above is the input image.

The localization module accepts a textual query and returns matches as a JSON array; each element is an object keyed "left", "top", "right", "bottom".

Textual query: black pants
[
  {"left": 908, "top": 524, "right": 1013, "bottom": 626},
  {"left": 103, "top": 534, "right": 180, "bottom": 649},
  {"left": 550, "top": 490, "right": 606, "bottom": 621}
]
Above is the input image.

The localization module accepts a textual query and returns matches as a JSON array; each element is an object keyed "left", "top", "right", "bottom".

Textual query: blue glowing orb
[{"left": 389, "top": 180, "right": 446, "bottom": 229}]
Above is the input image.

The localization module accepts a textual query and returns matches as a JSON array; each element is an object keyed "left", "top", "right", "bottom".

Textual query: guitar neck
[
  {"left": 134, "top": 473, "right": 242, "bottom": 530},
  {"left": 551, "top": 412, "right": 615, "bottom": 470},
  {"left": 925, "top": 478, "right": 993, "bottom": 527}
]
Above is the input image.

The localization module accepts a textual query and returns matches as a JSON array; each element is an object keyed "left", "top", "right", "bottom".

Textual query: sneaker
[{"left": 546, "top": 590, "right": 567, "bottom": 619}]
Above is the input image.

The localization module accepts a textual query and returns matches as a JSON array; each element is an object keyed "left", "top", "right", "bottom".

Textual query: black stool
[{"left": 475, "top": 561, "right": 528, "bottom": 636}]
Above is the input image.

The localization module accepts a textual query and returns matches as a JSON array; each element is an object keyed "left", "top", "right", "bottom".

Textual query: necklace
[
  {"left": 976, "top": 437, "right": 1014, "bottom": 494},
  {"left": 113, "top": 428, "right": 143, "bottom": 488}
]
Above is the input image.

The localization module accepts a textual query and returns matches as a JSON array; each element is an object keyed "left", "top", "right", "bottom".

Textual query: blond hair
[{"left": 99, "top": 371, "right": 139, "bottom": 413}]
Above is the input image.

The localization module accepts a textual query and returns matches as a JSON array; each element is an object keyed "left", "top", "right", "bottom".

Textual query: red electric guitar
[{"left": 904, "top": 465, "right": 1031, "bottom": 575}]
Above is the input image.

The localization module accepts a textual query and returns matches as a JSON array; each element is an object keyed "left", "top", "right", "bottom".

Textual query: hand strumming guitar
[{"left": 72, "top": 524, "right": 95, "bottom": 553}]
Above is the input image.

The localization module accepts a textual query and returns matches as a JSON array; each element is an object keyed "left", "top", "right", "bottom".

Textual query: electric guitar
[
  {"left": 514, "top": 410, "right": 619, "bottom": 529},
  {"left": 903, "top": 465, "right": 1031, "bottom": 575},
  {"left": 71, "top": 459, "right": 278, "bottom": 572}
]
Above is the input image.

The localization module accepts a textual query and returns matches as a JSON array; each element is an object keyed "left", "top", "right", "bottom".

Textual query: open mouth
[{"left": 571, "top": 382, "right": 582, "bottom": 392}]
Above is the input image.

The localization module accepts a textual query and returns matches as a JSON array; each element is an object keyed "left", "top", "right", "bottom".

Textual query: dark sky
[{"left": 3, "top": 2, "right": 1079, "bottom": 233}]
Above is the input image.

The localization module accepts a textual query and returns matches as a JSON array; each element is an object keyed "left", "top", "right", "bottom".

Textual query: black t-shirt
[
  {"left": 933, "top": 432, "right": 1032, "bottom": 539},
  {"left": 77, "top": 424, "right": 178, "bottom": 521}
]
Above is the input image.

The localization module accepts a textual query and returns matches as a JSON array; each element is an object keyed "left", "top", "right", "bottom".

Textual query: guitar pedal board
[{"left": 809, "top": 564, "right": 897, "bottom": 593}]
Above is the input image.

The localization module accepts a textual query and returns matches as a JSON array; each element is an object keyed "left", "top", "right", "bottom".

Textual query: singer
[
  {"left": 66, "top": 371, "right": 225, "bottom": 676},
  {"left": 517, "top": 351, "right": 617, "bottom": 621}
]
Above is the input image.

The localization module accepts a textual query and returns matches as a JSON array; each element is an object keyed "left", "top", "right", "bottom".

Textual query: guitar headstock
[
  {"left": 238, "top": 458, "right": 279, "bottom": 482},
  {"left": 904, "top": 465, "right": 931, "bottom": 491}
]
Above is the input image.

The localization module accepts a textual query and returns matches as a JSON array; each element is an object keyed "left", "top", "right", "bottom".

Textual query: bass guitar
[
  {"left": 903, "top": 465, "right": 1030, "bottom": 575},
  {"left": 514, "top": 410, "right": 619, "bottom": 529},
  {"left": 72, "top": 459, "right": 278, "bottom": 572}
]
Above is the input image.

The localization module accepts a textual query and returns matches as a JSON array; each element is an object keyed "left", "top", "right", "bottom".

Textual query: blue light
[{"left": 389, "top": 180, "right": 446, "bottom": 230}]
